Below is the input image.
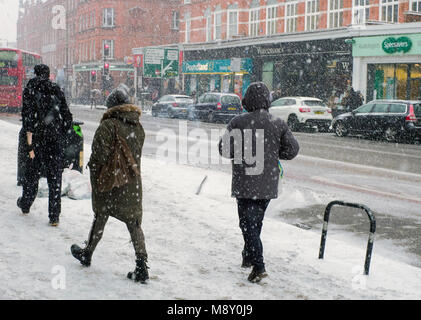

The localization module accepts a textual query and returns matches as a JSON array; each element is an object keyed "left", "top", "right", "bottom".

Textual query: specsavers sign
[{"left": 353, "top": 33, "right": 421, "bottom": 57}]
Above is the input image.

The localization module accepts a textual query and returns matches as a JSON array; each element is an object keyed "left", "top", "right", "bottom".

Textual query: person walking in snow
[
  {"left": 17, "top": 64, "right": 73, "bottom": 226},
  {"left": 70, "top": 84, "right": 149, "bottom": 283},
  {"left": 218, "top": 82, "right": 299, "bottom": 283}
]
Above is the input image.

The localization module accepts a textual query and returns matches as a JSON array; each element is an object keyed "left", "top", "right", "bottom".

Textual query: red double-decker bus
[{"left": 0, "top": 48, "right": 42, "bottom": 112}]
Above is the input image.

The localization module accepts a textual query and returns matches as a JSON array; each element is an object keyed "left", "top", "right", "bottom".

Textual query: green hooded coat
[{"left": 88, "top": 104, "right": 145, "bottom": 223}]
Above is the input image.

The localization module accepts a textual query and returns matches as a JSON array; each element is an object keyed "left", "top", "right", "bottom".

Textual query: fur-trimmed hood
[{"left": 101, "top": 104, "right": 142, "bottom": 125}]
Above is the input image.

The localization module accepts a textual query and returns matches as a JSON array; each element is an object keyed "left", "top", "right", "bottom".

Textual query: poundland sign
[{"left": 353, "top": 33, "right": 421, "bottom": 57}]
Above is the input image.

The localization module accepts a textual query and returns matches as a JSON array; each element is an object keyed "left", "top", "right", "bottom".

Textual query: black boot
[
  {"left": 71, "top": 244, "right": 92, "bottom": 267},
  {"left": 17, "top": 197, "right": 29, "bottom": 214},
  {"left": 248, "top": 266, "right": 268, "bottom": 283},
  {"left": 127, "top": 258, "right": 149, "bottom": 284}
]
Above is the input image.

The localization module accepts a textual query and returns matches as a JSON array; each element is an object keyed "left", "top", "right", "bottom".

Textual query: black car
[
  {"left": 17, "top": 121, "right": 84, "bottom": 185},
  {"left": 331, "top": 100, "right": 421, "bottom": 142},
  {"left": 192, "top": 93, "right": 242, "bottom": 123},
  {"left": 151, "top": 95, "right": 194, "bottom": 118}
]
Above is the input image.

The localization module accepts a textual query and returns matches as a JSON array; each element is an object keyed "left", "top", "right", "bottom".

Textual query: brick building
[
  {"left": 17, "top": 0, "right": 180, "bottom": 103},
  {"left": 178, "top": 0, "right": 421, "bottom": 101}
]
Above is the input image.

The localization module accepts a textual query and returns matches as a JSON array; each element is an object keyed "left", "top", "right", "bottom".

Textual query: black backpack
[{"left": 34, "top": 81, "right": 65, "bottom": 138}]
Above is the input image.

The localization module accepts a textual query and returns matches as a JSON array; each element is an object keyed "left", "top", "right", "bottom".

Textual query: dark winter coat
[
  {"left": 22, "top": 66, "right": 73, "bottom": 142},
  {"left": 219, "top": 82, "right": 299, "bottom": 199},
  {"left": 88, "top": 104, "right": 145, "bottom": 223}
]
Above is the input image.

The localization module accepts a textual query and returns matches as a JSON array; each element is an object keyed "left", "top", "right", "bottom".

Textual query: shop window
[
  {"left": 285, "top": 1, "right": 298, "bottom": 33},
  {"left": 306, "top": 0, "right": 320, "bottom": 31},
  {"left": 266, "top": 6, "right": 277, "bottom": 35},
  {"left": 328, "top": 0, "right": 344, "bottom": 28},
  {"left": 249, "top": 8, "right": 259, "bottom": 37},
  {"left": 380, "top": 0, "right": 398, "bottom": 23},
  {"left": 353, "top": 0, "right": 370, "bottom": 25}
]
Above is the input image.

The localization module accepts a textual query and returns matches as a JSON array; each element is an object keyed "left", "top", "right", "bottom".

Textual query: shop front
[
  {"left": 352, "top": 33, "right": 421, "bottom": 102},
  {"left": 252, "top": 39, "right": 352, "bottom": 103},
  {"left": 182, "top": 58, "right": 253, "bottom": 99}
]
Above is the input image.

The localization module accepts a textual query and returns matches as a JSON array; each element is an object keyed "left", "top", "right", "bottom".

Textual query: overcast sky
[{"left": 0, "top": 0, "right": 19, "bottom": 43}]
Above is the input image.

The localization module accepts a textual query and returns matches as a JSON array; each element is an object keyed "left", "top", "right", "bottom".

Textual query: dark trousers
[
  {"left": 20, "top": 143, "right": 63, "bottom": 220},
  {"left": 85, "top": 213, "right": 148, "bottom": 261},
  {"left": 237, "top": 198, "right": 271, "bottom": 272}
]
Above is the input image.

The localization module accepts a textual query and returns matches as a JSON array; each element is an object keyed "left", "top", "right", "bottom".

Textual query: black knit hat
[
  {"left": 105, "top": 84, "right": 131, "bottom": 109},
  {"left": 242, "top": 82, "right": 271, "bottom": 112},
  {"left": 34, "top": 64, "right": 50, "bottom": 80}
]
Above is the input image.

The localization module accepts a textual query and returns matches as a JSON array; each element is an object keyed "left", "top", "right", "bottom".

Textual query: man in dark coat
[
  {"left": 17, "top": 64, "right": 73, "bottom": 226},
  {"left": 341, "top": 87, "right": 363, "bottom": 111},
  {"left": 71, "top": 84, "right": 149, "bottom": 283},
  {"left": 219, "top": 82, "right": 299, "bottom": 283}
]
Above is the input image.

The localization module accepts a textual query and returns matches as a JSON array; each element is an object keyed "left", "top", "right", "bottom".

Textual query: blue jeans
[{"left": 237, "top": 198, "right": 270, "bottom": 272}]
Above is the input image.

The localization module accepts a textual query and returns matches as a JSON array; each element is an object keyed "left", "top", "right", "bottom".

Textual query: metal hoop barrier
[{"left": 318, "top": 200, "right": 376, "bottom": 275}]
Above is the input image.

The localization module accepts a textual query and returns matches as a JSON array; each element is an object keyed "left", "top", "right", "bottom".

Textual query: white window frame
[
  {"left": 285, "top": 1, "right": 298, "bottom": 33},
  {"left": 380, "top": 0, "right": 399, "bottom": 22},
  {"left": 305, "top": 0, "right": 320, "bottom": 31},
  {"left": 227, "top": 10, "right": 239, "bottom": 39},
  {"left": 266, "top": 5, "right": 277, "bottom": 35},
  {"left": 352, "top": 0, "right": 370, "bottom": 25},
  {"left": 185, "top": 19, "right": 191, "bottom": 43},
  {"left": 184, "top": 0, "right": 191, "bottom": 3},
  {"left": 249, "top": 8, "right": 260, "bottom": 37},
  {"left": 411, "top": 0, "right": 421, "bottom": 12},
  {"left": 328, "top": 0, "right": 344, "bottom": 28},
  {"left": 214, "top": 11, "right": 222, "bottom": 40},
  {"left": 206, "top": 14, "right": 212, "bottom": 42},
  {"left": 103, "top": 8, "right": 115, "bottom": 28},
  {"left": 172, "top": 11, "right": 179, "bottom": 30}
]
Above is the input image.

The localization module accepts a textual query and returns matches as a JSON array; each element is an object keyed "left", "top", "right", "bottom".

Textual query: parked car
[
  {"left": 151, "top": 95, "right": 194, "bottom": 119},
  {"left": 192, "top": 92, "right": 242, "bottom": 123},
  {"left": 17, "top": 120, "right": 84, "bottom": 185},
  {"left": 330, "top": 100, "right": 421, "bottom": 142},
  {"left": 269, "top": 97, "right": 333, "bottom": 132}
]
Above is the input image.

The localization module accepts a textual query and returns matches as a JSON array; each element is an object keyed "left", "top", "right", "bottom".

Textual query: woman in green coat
[{"left": 71, "top": 84, "right": 149, "bottom": 283}]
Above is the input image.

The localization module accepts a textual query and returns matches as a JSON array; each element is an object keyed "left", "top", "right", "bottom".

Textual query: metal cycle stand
[{"left": 318, "top": 200, "right": 376, "bottom": 275}]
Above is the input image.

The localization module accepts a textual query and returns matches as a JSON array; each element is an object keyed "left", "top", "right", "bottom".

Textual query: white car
[{"left": 269, "top": 97, "right": 333, "bottom": 132}]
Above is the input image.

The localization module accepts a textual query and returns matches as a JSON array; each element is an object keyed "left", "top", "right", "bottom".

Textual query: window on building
[
  {"left": 214, "top": 11, "right": 222, "bottom": 40},
  {"left": 353, "top": 0, "right": 370, "bottom": 24},
  {"left": 266, "top": 6, "right": 277, "bottom": 35},
  {"left": 411, "top": 0, "right": 421, "bottom": 12},
  {"left": 249, "top": 8, "right": 259, "bottom": 37},
  {"left": 102, "top": 40, "right": 114, "bottom": 58},
  {"left": 184, "top": 0, "right": 191, "bottom": 3},
  {"left": 206, "top": 15, "right": 212, "bottom": 42},
  {"left": 328, "top": 0, "right": 344, "bottom": 28},
  {"left": 285, "top": 1, "right": 298, "bottom": 33},
  {"left": 172, "top": 11, "right": 179, "bottom": 30},
  {"left": 227, "top": 10, "right": 238, "bottom": 39},
  {"left": 103, "top": 8, "right": 115, "bottom": 27},
  {"left": 306, "top": 0, "right": 320, "bottom": 31},
  {"left": 380, "top": 0, "right": 399, "bottom": 22},
  {"left": 185, "top": 19, "right": 191, "bottom": 43}
]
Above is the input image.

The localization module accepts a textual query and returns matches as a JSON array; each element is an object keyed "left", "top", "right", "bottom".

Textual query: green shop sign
[
  {"left": 143, "top": 48, "right": 179, "bottom": 79},
  {"left": 183, "top": 58, "right": 253, "bottom": 74},
  {"left": 382, "top": 37, "right": 412, "bottom": 54},
  {"left": 353, "top": 33, "right": 421, "bottom": 57}
]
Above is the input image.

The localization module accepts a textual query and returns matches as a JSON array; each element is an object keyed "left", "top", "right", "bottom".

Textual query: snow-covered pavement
[{"left": 1, "top": 119, "right": 421, "bottom": 300}]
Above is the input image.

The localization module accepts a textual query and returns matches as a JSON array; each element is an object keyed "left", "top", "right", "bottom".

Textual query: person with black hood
[
  {"left": 218, "top": 82, "right": 299, "bottom": 283},
  {"left": 70, "top": 84, "right": 149, "bottom": 283},
  {"left": 17, "top": 64, "right": 73, "bottom": 226}
]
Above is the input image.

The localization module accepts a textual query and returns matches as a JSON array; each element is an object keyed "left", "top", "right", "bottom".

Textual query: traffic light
[
  {"left": 104, "top": 63, "right": 110, "bottom": 75},
  {"left": 90, "top": 70, "right": 97, "bottom": 83},
  {"left": 104, "top": 43, "right": 110, "bottom": 58}
]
